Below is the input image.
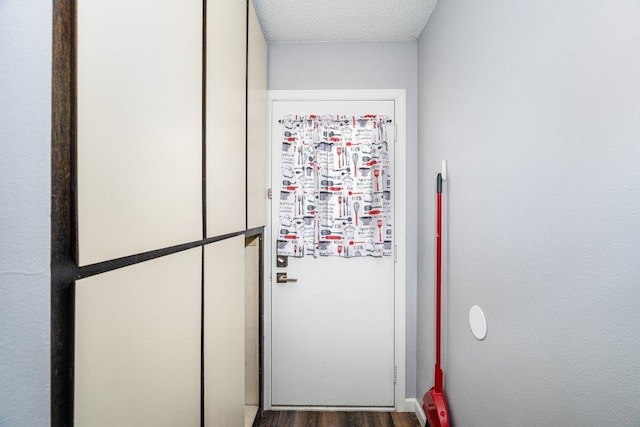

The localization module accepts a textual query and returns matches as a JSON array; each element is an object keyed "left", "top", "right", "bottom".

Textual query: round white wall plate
[{"left": 469, "top": 305, "right": 487, "bottom": 340}]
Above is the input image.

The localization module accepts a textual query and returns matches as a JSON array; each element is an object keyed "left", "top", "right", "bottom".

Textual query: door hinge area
[
  {"left": 267, "top": 188, "right": 272, "bottom": 200},
  {"left": 393, "top": 366, "right": 397, "bottom": 384}
]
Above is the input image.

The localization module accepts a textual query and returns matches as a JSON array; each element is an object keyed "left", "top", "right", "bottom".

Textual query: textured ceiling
[{"left": 253, "top": 0, "right": 438, "bottom": 43}]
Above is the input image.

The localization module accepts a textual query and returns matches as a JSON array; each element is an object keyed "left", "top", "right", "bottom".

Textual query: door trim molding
[{"left": 264, "top": 89, "right": 407, "bottom": 411}]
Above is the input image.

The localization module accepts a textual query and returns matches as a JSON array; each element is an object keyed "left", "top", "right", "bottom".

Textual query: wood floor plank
[
  {"left": 296, "top": 411, "right": 320, "bottom": 427},
  {"left": 319, "top": 411, "right": 348, "bottom": 427},
  {"left": 258, "top": 411, "right": 420, "bottom": 427},
  {"left": 255, "top": 411, "right": 279, "bottom": 427},
  {"left": 345, "top": 411, "right": 365, "bottom": 427},
  {"left": 390, "top": 411, "right": 420, "bottom": 427},
  {"left": 362, "top": 411, "right": 392, "bottom": 427}
]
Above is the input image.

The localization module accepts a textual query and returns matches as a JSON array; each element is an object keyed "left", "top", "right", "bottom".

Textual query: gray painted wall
[
  {"left": 0, "top": 1, "right": 52, "bottom": 425},
  {"left": 417, "top": 0, "right": 640, "bottom": 425},
  {"left": 269, "top": 41, "right": 419, "bottom": 398}
]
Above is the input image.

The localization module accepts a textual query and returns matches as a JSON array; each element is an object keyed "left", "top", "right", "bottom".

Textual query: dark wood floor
[{"left": 258, "top": 411, "right": 421, "bottom": 427}]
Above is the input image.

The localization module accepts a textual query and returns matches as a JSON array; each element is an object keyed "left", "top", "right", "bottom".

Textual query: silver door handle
[{"left": 276, "top": 273, "right": 298, "bottom": 283}]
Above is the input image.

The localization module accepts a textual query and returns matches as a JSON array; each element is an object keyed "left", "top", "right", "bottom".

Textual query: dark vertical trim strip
[
  {"left": 245, "top": 0, "right": 250, "bottom": 230},
  {"left": 51, "top": 0, "right": 76, "bottom": 425},
  {"left": 200, "top": 246, "right": 206, "bottom": 427},
  {"left": 202, "top": 0, "right": 208, "bottom": 240},
  {"left": 201, "top": 2, "right": 207, "bottom": 425},
  {"left": 257, "top": 232, "right": 265, "bottom": 425}
]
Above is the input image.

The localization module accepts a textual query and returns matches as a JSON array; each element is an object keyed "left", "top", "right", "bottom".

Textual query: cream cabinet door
[
  {"left": 247, "top": 0, "right": 268, "bottom": 229},
  {"left": 74, "top": 249, "right": 201, "bottom": 426},
  {"left": 206, "top": 0, "right": 247, "bottom": 236},
  {"left": 77, "top": 0, "right": 203, "bottom": 265},
  {"left": 204, "top": 236, "right": 245, "bottom": 426}
]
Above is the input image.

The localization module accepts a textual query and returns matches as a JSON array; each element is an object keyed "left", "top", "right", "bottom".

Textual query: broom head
[{"left": 423, "top": 386, "right": 450, "bottom": 427}]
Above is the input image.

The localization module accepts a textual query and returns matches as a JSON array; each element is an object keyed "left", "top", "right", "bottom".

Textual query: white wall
[
  {"left": 269, "top": 41, "right": 419, "bottom": 398},
  {"left": 417, "top": 0, "right": 640, "bottom": 425},
  {"left": 0, "top": 1, "right": 52, "bottom": 425}
]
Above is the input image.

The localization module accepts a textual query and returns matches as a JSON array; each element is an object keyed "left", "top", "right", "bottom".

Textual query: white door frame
[{"left": 264, "top": 89, "right": 407, "bottom": 411}]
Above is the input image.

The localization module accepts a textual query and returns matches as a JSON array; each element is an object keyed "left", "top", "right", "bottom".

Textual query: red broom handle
[{"left": 434, "top": 173, "right": 444, "bottom": 393}]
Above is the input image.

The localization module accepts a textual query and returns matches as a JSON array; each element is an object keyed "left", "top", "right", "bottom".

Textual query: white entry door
[{"left": 270, "top": 99, "right": 396, "bottom": 407}]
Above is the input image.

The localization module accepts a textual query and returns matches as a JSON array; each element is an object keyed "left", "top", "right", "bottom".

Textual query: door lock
[{"left": 276, "top": 272, "right": 298, "bottom": 283}]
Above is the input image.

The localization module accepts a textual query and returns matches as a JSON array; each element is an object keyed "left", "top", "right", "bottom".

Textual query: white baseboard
[{"left": 405, "top": 398, "right": 426, "bottom": 427}]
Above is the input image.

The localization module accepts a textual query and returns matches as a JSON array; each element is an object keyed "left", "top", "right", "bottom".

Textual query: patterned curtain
[{"left": 277, "top": 114, "right": 392, "bottom": 258}]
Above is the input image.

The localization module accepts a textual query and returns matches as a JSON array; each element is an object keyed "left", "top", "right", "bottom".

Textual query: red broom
[{"left": 423, "top": 172, "right": 450, "bottom": 427}]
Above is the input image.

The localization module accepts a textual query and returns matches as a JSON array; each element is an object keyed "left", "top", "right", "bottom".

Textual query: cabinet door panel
[
  {"left": 204, "top": 236, "right": 245, "bottom": 426},
  {"left": 247, "top": 0, "right": 268, "bottom": 229},
  {"left": 75, "top": 249, "right": 201, "bottom": 426},
  {"left": 206, "top": 0, "right": 247, "bottom": 236},
  {"left": 77, "top": 0, "right": 203, "bottom": 265}
]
